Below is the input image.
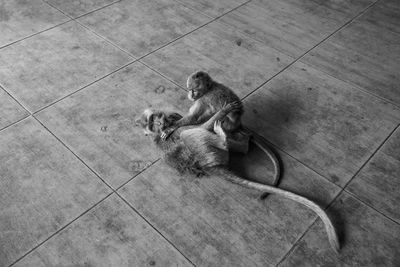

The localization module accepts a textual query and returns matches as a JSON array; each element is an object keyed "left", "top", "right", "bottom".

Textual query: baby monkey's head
[
  {"left": 135, "top": 109, "right": 182, "bottom": 136},
  {"left": 187, "top": 71, "right": 212, "bottom": 101}
]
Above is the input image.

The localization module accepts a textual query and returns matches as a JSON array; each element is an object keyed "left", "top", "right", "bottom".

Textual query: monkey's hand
[
  {"left": 161, "top": 127, "right": 176, "bottom": 140},
  {"left": 222, "top": 101, "right": 242, "bottom": 115}
]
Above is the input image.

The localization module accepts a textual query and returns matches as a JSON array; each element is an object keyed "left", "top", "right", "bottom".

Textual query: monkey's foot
[
  {"left": 214, "top": 121, "right": 226, "bottom": 139},
  {"left": 222, "top": 101, "right": 242, "bottom": 114}
]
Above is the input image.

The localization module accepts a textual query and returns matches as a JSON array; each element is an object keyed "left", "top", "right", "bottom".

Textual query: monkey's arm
[
  {"left": 174, "top": 101, "right": 205, "bottom": 127},
  {"left": 200, "top": 101, "right": 242, "bottom": 131},
  {"left": 161, "top": 102, "right": 204, "bottom": 139}
]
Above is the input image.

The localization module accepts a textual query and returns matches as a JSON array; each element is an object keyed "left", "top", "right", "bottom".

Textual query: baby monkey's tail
[
  {"left": 249, "top": 134, "right": 281, "bottom": 191},
  {"left": 208, "top": 167, "right": 340, "bottom": 253}
]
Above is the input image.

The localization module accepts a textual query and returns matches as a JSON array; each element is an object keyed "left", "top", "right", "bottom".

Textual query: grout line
[
  {"left": 9, "top": 192, "right": 115, "bottom": 267},
  {"left": 0, "top": 115, "right": 31, "bottom": 133},
  {"left": 32, "top": 60, "right": 137, "bottom": 114},
  {"left": 115, "top": 159, "right": 161, "bottom": 191},
  {"left": 341, "top": 123, "right": 400, "bottom": 192},
  {"left": 299, "top": 60, "right": 400, "bottom": 110},
  {"left": 115, "top": 192, "right": 197, "bottom": 267},
  {"left": 0, "top": 85, "right": 32, "bottom": 133},
  {"left": 240, "top": 0, "right": 382, "bottom": 101},
  {"left": 0, "top": 83, "right": 33, "bottom": 113},
  {"left": 42, "top": 0, "right": 122, "bottom": 20},
  {"left": 343, "top": 189, "right": 400, "bottom": 226},
  {"left": 275, "top": 217, "right": 318, "bottom": 266},
  {"left": 0, "top": 19, "right": 73, "bottom": 51}
]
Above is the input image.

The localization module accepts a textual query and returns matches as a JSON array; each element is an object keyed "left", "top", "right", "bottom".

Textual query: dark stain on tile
[
  {"left": 154, "top": 85, "right": 166, "bottom": 94},
  {"left": 104, "top": 217, "right": 131, "bottom": 243},
  {"left": 0, "top": 4, "right": 11, "bottom": 21},
  {"left": 236, "top": 39, "right": 242, "bottom": 46},
  {"left": 329, "top": 174, "right": 340, "bottom": 184}
]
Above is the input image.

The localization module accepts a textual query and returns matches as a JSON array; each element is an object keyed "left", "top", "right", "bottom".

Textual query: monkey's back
[
  {"left": 203, "top": 82, "right": 242, "bottom": 113},
  {"left": 200, "top": 82, "right": 243, "bottom": 132},
  {"left": 154, "top": 128, "right": 228, "bottom": 175}
]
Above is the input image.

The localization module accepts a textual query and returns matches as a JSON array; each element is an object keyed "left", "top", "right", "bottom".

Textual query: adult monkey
[
  {"left": 161, "top": 71, "right": 281, "bottom": 193},
  {"left": 135, "top": 105, "right": 340, "bottom": 253}
]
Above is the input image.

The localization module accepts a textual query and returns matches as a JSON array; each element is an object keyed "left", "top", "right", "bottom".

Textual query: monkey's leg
[
  {"left": 226, "top": 131, "right": 250, "bottom": 154},
  {"left": 213, "top": 121, "right": 228, "bottom": 150}
]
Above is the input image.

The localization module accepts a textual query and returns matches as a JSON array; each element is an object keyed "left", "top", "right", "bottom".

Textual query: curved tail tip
[{"left": 330, "top": 237, "right": 340, "bottom": 254}]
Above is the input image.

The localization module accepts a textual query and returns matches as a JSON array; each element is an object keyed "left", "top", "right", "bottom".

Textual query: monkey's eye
[{"left": 194, "top": 72, "right": 204, "bottom": 79}]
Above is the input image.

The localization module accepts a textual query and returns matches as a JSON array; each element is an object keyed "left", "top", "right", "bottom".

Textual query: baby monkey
[
  {"left": 135, "top": 105, "right": 340, "bottom": 253},
  {"left": 162, "top": 71, "right": 245, "bottom": 151},
  {"left": 162, "top": 71, "right": 280, "bottom": 190}
]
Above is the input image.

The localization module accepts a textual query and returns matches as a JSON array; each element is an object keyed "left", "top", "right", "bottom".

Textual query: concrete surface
[{"left": 0, "top": 0, "right": 399, "bottom": 266}]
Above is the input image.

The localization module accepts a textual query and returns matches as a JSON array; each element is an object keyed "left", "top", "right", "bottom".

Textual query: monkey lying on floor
[
  {"left": 135, "top": 103, "right": 340, "bottom": 253},
  {"left": 161, "top": 71, "right": 281, "bottom": 194}
]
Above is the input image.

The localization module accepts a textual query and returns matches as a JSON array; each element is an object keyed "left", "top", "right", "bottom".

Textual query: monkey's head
[
  {"left": 135, "top": 109, "right": 182, "bottom": 136},
  {"left": 186, "top": 71, "right": 212, "bottom": 101}
]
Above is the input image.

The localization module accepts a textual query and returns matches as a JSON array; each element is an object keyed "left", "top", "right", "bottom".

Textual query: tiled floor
[{"left": 0, "top": 0, "right": 399, "bottom": 266}]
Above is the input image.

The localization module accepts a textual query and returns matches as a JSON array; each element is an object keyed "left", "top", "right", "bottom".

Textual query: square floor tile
[
  {"left": 142, "top": 21, "right": 292, "bottom": 98},
  {"left": 0, "top": 0, "right": 68, "bottom": 48},
  {"left": 0, "top": 117, "right": 111, "bottom": 266},
  {"left": 220, "top": 0, "right": 374, "bottom": 57},
  {"left": 280, "top": 192, "right": 400, "bottom": 266},
  {"left": 346, "top": 127, "right": 400, "bottom": 223},
  {"left": 0, "top": 21, "right": 131, "bottom": 113},
  {"left": 14, "top": 194, "right": 191, "bottom": 267},
  {"left": 37, "top": 63, "right": 191, "bottom": 188},
  {"left": 0, "top": 88, "right": 29, "bottom": 130},
  {"left": 302, "top": 1, "right": 400, "bottom": 105},
  {"left": 119, "top": 153, "right": 340, "bottom": 266},
  {"left": 77, "top": 0, "right": 210, "bottom": 58},
  {"left": 45, "top": 0, "right": 120, "bottom": 18},
  {"left": 360, "top": 0, "right": 400, "bottom": 35},
  {"left": 242, "top": 62, "right": 400, "bottom": 186},
  {"left": 175, "top": 0, "right": 248, "bottom": 17}
]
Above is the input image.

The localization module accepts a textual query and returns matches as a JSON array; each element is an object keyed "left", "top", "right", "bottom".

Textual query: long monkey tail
[
  {"left": 209, "top": 167, "right": 340, "bottom": 253},
  {"left": 250, "top": 135, "right": 281, "bottom": 188},
  {"left": 242, "top": 127, "right": 281, "bottom": 194}
]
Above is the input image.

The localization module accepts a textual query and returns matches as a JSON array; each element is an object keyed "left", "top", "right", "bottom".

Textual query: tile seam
[
  {"left": 8, "top": 192, "right": 115, "bottom": 267},
  {"left": 240, "top": 0, "right": 382, "bottom": 101}
]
